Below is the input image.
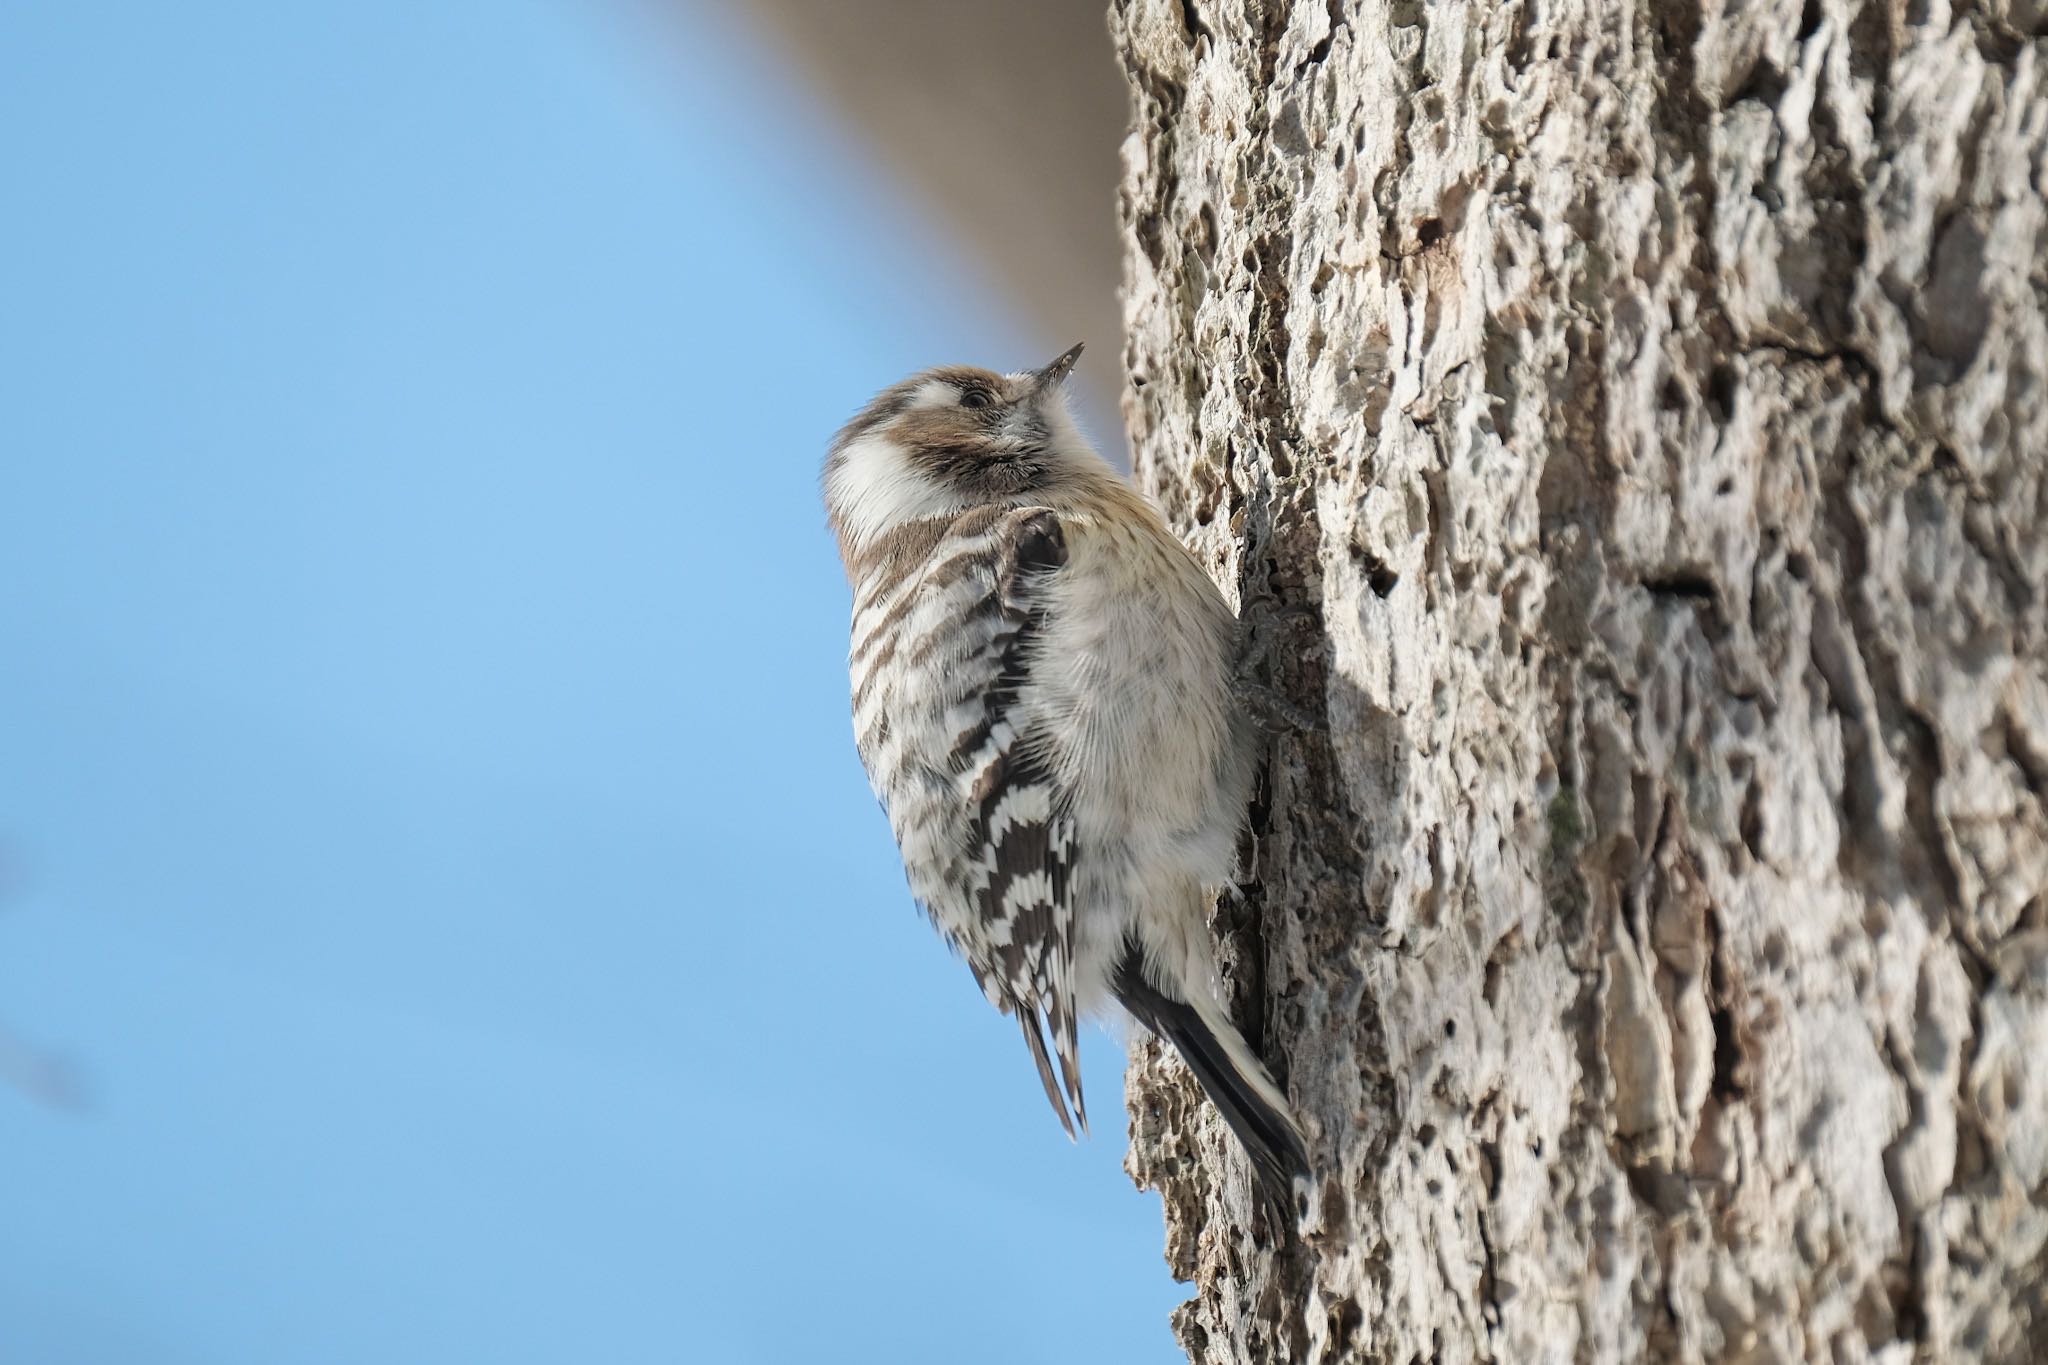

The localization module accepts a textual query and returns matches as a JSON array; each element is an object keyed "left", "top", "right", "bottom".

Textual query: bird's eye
[{"left": 960, "top": 388, "right": 994, "bottom": 410}]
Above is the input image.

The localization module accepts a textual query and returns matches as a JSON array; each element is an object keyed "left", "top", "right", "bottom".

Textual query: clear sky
[{"left": 0, "top": 3, "right": 1184, "bottom": 1360}]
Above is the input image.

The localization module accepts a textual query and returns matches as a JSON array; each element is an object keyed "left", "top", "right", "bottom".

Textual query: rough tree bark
[{"left": 1111, "top": 1, "right": 2048, "bottom": 1361}]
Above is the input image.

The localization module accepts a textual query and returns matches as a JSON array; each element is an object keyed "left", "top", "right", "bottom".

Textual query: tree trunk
[{"left": 1110, "top": 1, "right": 2048, "bottom": 1361}]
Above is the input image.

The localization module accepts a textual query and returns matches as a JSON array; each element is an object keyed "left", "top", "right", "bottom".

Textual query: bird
[{"left": 822, "top": 342, "right": 1310, "bottom": 1202}]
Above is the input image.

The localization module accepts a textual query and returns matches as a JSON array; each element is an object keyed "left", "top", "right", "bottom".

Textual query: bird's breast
[{"left": 1029, "top": 519, "right": 1247, "bottom": 844}]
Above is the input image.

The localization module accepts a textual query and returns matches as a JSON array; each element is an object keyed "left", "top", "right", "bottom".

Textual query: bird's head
[{"left": 824, "top": 344, "right": 1097, "bottom": 560}]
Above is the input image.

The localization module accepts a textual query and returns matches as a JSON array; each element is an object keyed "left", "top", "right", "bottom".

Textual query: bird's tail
[{"left": 1111, "top": 941, "right": 1310, "bottom": 1209}]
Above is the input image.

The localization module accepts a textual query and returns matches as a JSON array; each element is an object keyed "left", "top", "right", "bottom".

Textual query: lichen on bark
[{"left": 1111, "top": 1, "right": 2048, "bottom": 1360}]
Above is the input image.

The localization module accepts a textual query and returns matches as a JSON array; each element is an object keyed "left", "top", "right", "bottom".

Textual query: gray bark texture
[{"left": 1110, "top": 1, "right": 2048, "bottom": 1361}]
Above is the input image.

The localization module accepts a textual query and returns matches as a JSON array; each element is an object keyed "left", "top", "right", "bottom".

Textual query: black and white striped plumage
[{"left": 825, "top": 346, "right": 1310, "bottom": 1199}]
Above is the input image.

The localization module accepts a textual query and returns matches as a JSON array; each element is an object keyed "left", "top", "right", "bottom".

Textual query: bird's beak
[{"left": 1029, "top": 342, "right": 1085, "bottom": 393}]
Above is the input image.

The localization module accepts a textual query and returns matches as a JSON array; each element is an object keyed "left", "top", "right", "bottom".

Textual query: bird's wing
[{"left": 946, "top": 508, "right": 1085, "bottom": 1136}]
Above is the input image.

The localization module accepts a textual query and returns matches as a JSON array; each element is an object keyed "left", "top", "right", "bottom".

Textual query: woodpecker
[{"left": 824, "top": 344, "right": 1310, "bottom": 1201}]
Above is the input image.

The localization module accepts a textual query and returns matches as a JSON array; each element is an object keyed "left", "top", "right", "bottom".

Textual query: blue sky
[{"left": 0, "top": 3, "right": 1182, "bottom": 1360}]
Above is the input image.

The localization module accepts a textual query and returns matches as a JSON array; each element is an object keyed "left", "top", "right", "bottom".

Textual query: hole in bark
[
  {"left": 1709, "top": 941, "right": 1746, "bottom": 1100},
  {"left": 1707, "top": 362, "right": 1740, "bottom": 420},
  {"left": 1798, "top": 0, "right": 1823, "bottom": 38},
  {"left": 1353, "top": 548, "right": 1399, "bottom": 597},
  {"left": 1727, "top": 58, "right": 1789, "bottom": 110},
  {"left": 1643, "top": 572, "right": 1718, "bottom": 606},
  {"left": 1176, "top": 0, "right": 1212, "bottom": 47},
  {"left": 1188, "top": 458, "right": 1221, "bottom": 528},
  {"left": 1710, "top": 1001, "right": 1744, "bottom": 1099},
  {"left": 1443, "top": 1018, "right": 1457, "bottom": 1038},
  {"left": 1888, "top": 1235, "right": 1928, "bottom": 1343},
  {"left": 1416, "top": 216, "right": 1445, "bottom": 249},
  {"left": 1739, "top": 783, "right": 1766, "bottom": 862},
  {"left": 1327, "top": 1297, "right": 1363, "bottom": 1351}
]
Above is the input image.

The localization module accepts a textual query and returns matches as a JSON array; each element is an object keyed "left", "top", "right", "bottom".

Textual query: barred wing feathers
[
  {"left": 848, "top": 506, "right": 1085, "bottom": 1137},
  {"left": 954, "top": 510, "right": 1084, "bottom": 1136}
]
